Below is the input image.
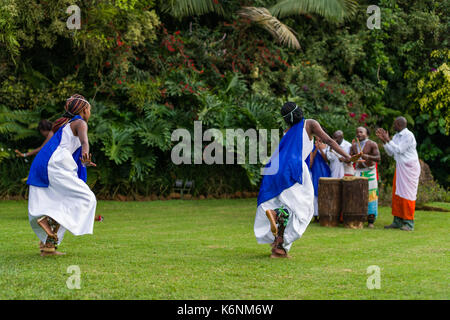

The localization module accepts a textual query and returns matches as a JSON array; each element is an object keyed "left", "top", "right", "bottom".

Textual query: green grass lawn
[{"left": 0, "top": 199, "right": 448, "bottom": 300}]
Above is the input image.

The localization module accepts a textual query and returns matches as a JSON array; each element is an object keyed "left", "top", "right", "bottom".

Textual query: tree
[{"left": 163, "top": 0, "right": 358, "bottom": 49}]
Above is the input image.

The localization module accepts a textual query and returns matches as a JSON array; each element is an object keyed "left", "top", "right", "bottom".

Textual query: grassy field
[{"left": 0, "top": 199, "right": 448, "bottom": 300}]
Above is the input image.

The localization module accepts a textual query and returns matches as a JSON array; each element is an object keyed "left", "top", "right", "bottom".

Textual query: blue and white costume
[
  {"left": 27, "top": 116, "right": 96, "bottom": 244},
  {"left": 307, "top": 145, "right": 331, "bottom": 217},
  {"left": 254, "top": 119, "right": 314, "bottom": 252}
]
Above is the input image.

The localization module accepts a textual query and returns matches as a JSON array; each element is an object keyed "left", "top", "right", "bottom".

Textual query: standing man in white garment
[
  {"left": 376, "top": 117, "right": 421, "bottom": 231},
  {"left": 325, "top": 130, "right": 354, "bottom": 178}
]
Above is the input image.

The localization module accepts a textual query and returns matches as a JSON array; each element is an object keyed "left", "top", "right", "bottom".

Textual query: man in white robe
[
  {"left": 376, "top": 117, "right": 421, "bottom": 231},
  {"left": 325, "top": 130, "right": 354, "bottom": 178}
]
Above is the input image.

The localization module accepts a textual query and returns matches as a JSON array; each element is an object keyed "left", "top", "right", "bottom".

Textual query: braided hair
[
  {"left": 52, "top": 94, "right": 90, "bottom": 133},
  {"left": 281, "top": 102, "right": 303, "bottom": 127}
]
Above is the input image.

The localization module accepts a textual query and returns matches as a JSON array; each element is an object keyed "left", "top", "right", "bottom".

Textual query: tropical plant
[
  {"left": 163, "top": 0, "right": 357, "bottom": 49},
  {"left": 1, "top": 0, "right": 449, "bottom": 198}
]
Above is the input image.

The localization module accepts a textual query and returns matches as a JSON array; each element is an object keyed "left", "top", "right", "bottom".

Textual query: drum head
[{"left": 342, "top": 176, "right": 368, "bottom": 181}]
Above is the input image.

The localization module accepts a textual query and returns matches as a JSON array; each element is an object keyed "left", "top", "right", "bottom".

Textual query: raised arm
[
  {"left": 74, "top": 120, "right": 89, "bottom": 155},
  {"left": 383, "top": 140, "right": 394, "bottom": 156},
  {"left": 385, "top": 133, "right": 415, "bottom": 155},
  {"left": 73, "top": 120, "right": 96, "bottom": 167},
  {"left": 308, "top": 119, "right": 351, "bottom": 160},
  {"left": 15, "top": 131, "right": 54, "bottom": 158}
]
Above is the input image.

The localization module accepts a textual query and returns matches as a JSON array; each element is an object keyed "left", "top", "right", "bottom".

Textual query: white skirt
[
  {"left": 28, "top": 147, "right": 96, "bottom": 244},
  {"left": 254, "top": 163, "right": 314, "bottom": 252}
]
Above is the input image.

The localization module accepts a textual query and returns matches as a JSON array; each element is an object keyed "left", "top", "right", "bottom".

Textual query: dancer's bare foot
[
  {"left": 266, "top": 210, "right": 278, "bottom": 237},
  {"left": 39, "top": 241, "right": 64, "bottom": 256},
  {"left": 270, "top": 252, "right": 291, "bottom": 259},
  {"left": 40, "top": 250, "right": 66, "bottom": 256},
  {"left": 37, "top": 217, "right": 58, "bottom": 241},
  {"left": 270, "top": 236, "right": 290, "bottom": 258},
  {"left": 272, "top": 246, "right": 287, "bottom": 256}
]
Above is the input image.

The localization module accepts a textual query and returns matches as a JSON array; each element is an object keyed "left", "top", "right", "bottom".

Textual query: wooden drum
[
  {"left": 318, "top": 178, "right": 342, "bottom": 227},
  {"left": 341, "top": 176, "right": 369, "bottom": 229}
]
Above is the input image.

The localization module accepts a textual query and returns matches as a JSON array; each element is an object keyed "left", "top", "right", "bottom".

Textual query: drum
[
  {"left": 341, "top": 176, "right": 369, "bottom": 229},
  {"left": 318, "top": 178, "right": 342, "bottom": 227}
]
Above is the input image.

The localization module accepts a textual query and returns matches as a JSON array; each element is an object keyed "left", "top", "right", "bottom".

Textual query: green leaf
[{"left": 270, "top": 0, "right": 358, "bottom": 22}]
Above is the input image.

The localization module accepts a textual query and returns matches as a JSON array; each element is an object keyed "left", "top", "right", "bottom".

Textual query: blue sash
[
  {"left": 27, "top": 116, "right": 87, "bottom": 187},
  {"left": 306, "top": 145, "right": 331, "bottom": 197},
  {"left": 257, "top": 119, "right": 304, "bottom": 206}
]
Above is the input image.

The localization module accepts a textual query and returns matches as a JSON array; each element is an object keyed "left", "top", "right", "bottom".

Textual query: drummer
[
  {"left": 326, "top": 130, "right": 354, "bottom": 178},
  {"left": 349, "top": 127, "right": 381, "bottom": 228}
]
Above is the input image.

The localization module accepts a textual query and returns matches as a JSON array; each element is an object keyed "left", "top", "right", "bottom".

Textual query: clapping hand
[
  {"left": 376, "top": 128, "right": 390, "bottom": 143},
  {"left": 80, "top": 153, "right": 97, "bottom": 167}
]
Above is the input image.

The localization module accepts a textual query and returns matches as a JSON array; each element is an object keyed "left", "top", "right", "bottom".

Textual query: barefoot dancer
[
  {"left": 254, "top": 102, "right": 351, "bottom": 258},
  {"left": 27, "top": 94, "right": 97, "bottom": 256}
]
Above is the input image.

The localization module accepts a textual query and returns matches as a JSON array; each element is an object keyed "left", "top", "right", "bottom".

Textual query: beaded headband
[{"left": 282, "top": 104, "right": 298, "bottom": 123}]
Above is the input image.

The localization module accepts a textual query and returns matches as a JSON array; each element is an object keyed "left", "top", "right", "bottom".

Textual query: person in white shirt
[
  {"left": 376, "top": 117, "right": 421, "bottom": 231},
  {"left": 325, "top": 130, "right": 354, "bottom": 178}
]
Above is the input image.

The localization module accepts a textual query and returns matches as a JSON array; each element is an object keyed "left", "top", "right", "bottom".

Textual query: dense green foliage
[
  {"left": 0, "top": 0, "right": 449, "bottom": 198},
  {"left": 1, "top": 200, "right": 449, "bottom": 299}
]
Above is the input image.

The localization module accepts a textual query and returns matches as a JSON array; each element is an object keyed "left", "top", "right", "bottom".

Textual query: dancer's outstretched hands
[
  {"left": 15, "top": 149, "right": 26, "bottom": 157},
  {"left": 340, "top": 152, "right": 362, "bottom": 163},
  {"left": 341, "top": 155, "right": 352, "bottom": 163},
  {"left": 80, "top": 153, "right": 97, "bottom": 167}
]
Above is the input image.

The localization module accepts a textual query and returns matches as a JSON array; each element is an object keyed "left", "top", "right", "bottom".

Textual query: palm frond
[
  {"left": 164, "top": 0, "right": 225, "bottom": 19},
  {"left": 238, "top": 7, "right": 301, "bottom": 50},
  {"left": 269, "top": 0, "right": 358, "bottom": 22}
]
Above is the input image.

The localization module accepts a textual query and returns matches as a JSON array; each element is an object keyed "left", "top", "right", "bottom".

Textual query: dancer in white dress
[
  {"left": 27, "top": 94, "right": 97, "bottom": 256},
  {"left": 254, "top": 102, "right": 351, "bottom": 258}
]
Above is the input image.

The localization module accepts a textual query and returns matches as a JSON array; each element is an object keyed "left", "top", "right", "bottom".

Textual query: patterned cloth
[
  {"left": 355, "top": 165, "right": 378, "bottom": 217},
  {"left": 274, "top": 207, "right": 290, "bottom": 228}
]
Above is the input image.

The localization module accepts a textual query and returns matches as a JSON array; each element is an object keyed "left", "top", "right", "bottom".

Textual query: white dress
[
  {"left": 254, "top": 122, "right": 314, "bottom": 252},
  {"left": 325, "top": 139, "right": 353, "bottom": 178},
  {"left": 384, "top": 128, "right": 421, "bottom": 201},
  {"left": 28, "top": 122, "right": 97, "bottom": 244}
]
